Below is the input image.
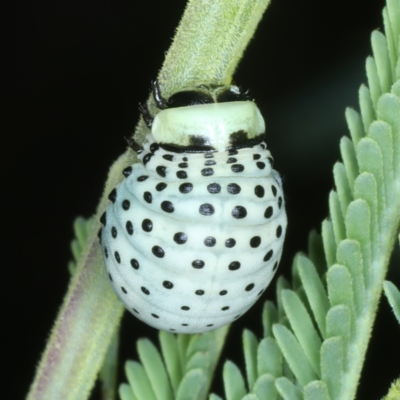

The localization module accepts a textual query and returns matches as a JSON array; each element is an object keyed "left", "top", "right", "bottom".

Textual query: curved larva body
[{"left": 100, "top": 89, "right": 287, "bottom": 334}]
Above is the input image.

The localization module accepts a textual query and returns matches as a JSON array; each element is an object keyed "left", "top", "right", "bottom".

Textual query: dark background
[{"left": 5, "top": 0, "right": 399, "bottom": 398}]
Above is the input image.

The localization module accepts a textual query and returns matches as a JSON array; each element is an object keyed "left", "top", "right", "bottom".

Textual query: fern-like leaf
[
  {"left": 120, "top": 327, "right": 228, "bottom": 400},
  {"left": 213, "top": 0, "right": 400, "bottom": 399}
]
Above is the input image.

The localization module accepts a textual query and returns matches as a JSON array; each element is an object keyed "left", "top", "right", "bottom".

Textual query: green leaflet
[
  {"left": 320, "top": 338, "right": 344, "bottom": 400},
  {"left": 257, "top": 338, "right": 282, "bottom": 378},
  {"left": 253, "top": 374, "right": 278, "bottom": 400},
  {"left": 296, "top": 255, "right": 329, "bottom": 338},
  {"left": 272, "top": 324, "right": 318, "bottom": 387},
  {"left": 176, "top": 369, "right": 208, "bottom": 400},
  {"left": 304, "top": 381, "right": 331, "bottom": 400},
  {"left": 275, "top": 377, "right": 302, "bottom": 400},
  {"left": 339, "top": 136, "right": 358, "bottom": 197},
  {"left": 383, "top": 280, "right": 400, "bottom": 324},
  {"left": 136, "top": 339, "right": 173, "bottom": 400},
  {"left": 125, "top": 361, "right": 157, "bottom": 400},
  {"left": 243, "top": 330, "right": 259, "bottom": 390},
  {"left": 322, "top": 219, "right": 337, "bottom": 269},
  {"left": 119, "top": 383, "right": 136, "bottom": 400},
  {"left": 159, "top": 331, "right": 183, "bottom": 394},
  {"left": 336, "top": 240, "right": 365, "bottom": 316},
  {"left": 333, "top": 162, "right": 353, "bottom": 218},
  {"left": 281, "top": 290, "right": 321, "bottom": 375},
  {"left": 223, "top": 361, "right": 248, "bottom": 400}
]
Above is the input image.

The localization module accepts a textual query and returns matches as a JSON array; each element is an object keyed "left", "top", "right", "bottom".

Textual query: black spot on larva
[
  {"left": 258, "top": 289, "right": 264, "bottom": 296},
  {"left": 156, "top": 166, "right": 166, "bottom": 177},
  {"left": 183, "top": 157, "right": 188, "bottom": 161},
  {"left": 137, "top": 175, "right": 149, "bottom": 182},
  {"left": 245, "top": 283, "right": 255, "bottom": 291},
  {"left": 228, "top": 149, "right": 238, "bottom": 155},
  {"left": 250, "top": 236, "right": 261, "bottom": 248},
  {"left": 276, "top": 225, "right": 282, "bottom": 238},
  {"left": 264, "top": 206, "right": 273, "bottom": 218},
  {"left": 163, "top": 281, "right": 173, "bottom": 289},
  {"left": 199, "top": 203, "right": 215, "bottom": 216},
  {"left": 156, "top": 182, "right": 167, "bottom": 191},
  {"left": 201, "top": 168, "right": 214, "bottom": 176},
  {"left": 121, "top": 286, "right": 127, "bottom": 294},
  {"left": 253, "top": 154, "right": 261, "bottom": 160},
  {"left": 142, "top": 219, "right": 153, "bottom": 232},
  {"left": 114, "top": 251, "right": 121, "bottom": 264},
  {"left": 143, "top": 153, "right": 152, "bottom": 165},
  {"left": 227, "top": 183, "right": 241, "bottom": 194},
  {"left": 226, "top": 157, "right": 237, "bottom": 164},
  {"left": 182, "top": 323, "right": 188, "bottom": 326},
  {"left": 260, "top": 143, "right": 266, "bottom": 150},
  {"left": 100, "top": 212, "right": 106, "bottom": 226},
  {"left": 255, "top": 185, "right": 265, "bottom": 198},
  {"left": 161, "top": 201, "right": 174, "bottom": 213},
  {"left": 204, "top": 160, "right": 216, "bottom": 166},
  {"left": 108, "top": 272, "right": 113, "bottom": 281},
  {"left": 256, "top": 161, "right": 266, "bottom": 169},
  {"left": 179, "top": 183, "right": 193, "bottom": 193},
  {"left": 122, "top": 166, "right": 133, "bottom": 177},
  {"left": 225, "top": 238, "right": 236, "bottom": 248},
  {"left": 141, "top": 287, "right": 150, "bottom": 295},
  {"left": 152, "top": 246, "right": 165, "bottom": 258},
  {"left": 104, "top": 247, "right": 108, "bottom": 258},
  {"left": 204, "top": 152, "right": 214, "bottom": 158},
  {"left": 108, "top": 188, "right": 117, "bottom": 203},
  {"left": 219, "top": 290, "right": 227, "bottom": 296},
  {"left": 207, "top": 324, "right": 214, "bottom": 327},
  {"left": 271, "top": 185, "right": 277, "bottom": 197},
  {"left": 204, "top": 236, "right": 216, "bottom": 247},
  {"left": 192, "top": 260, "right": 205, "bottom": 269},
  {"left": 207, "top": 183, "right": 221, "bottom": 194},
  {"left": 229, "top": 261, "right": 241, "bottom": 270},
  {"left": 232, "top": 206, "right": 247, "bottom": 219},
  {"left": 111, "top": 226, "right": 117, "bottom": 238},
  {"left": 126, "top": 221, "right": 134, "bottom": 235},
  {"left": 150, "top": 143, "right": 159, "bottom": 153},
  {"left": 133, "top": 308, "right": 139, "bottom": 314},
  {"left": 152, "top": 313, "right": 159, "bottom": 318},
  {"left": 179, "top": 162, "right": 188, "bottom": 168},
  {"left": 97, "top": 228, "right": 102, "bottom": 243},
  {"left": 234, "top": 314, "right": 241, "bottom": 320},
  {"left": 143, "top": 191, "right": 152, "bottom": 203},
  {"left": 170, "top": 328, "right": 175, "bottom": 331},
  {"left": 273, "top": 262, "right": 279, "bottom": 271},
  {"left": 174, "top": 232, "right": 188, "bottom": 244},
  {"left": 177, "top": 170, "right": 188, "bottom": 179},
  {"left": 278, "top": 196, "right": 283, "bottom": 208},
  {"left": 130, "top": 259, "right": 139, "bottom": 269},
  {"left": 122, "top": 199, "right": 130, "bottom": 210},
  {"left": 163, "top": 154, "right": 174, "bottom": 161},
  {"left": 195, "top": 290, "right": 204, "bottom": 295},
  {"left": 264, "top": 250, "right": 273, "bottom": 262},
  {"left": 221, "top": 306, "right": 230, "bottom": 311},
  {"left": 231, "top": 164, "right": 244, "bottom": 173},
  {"left": 181, "top": 306, "right": 190, "bottom": 311}
]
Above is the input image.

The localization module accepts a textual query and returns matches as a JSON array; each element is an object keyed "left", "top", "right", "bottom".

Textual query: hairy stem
[{"left": 27, "top": 0, "right": 271, "bottom": 398}]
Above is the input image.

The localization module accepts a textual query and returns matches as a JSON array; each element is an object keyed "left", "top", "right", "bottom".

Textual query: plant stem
[{"left": 27, "top": 0, "right": 272, "bottom": 398}]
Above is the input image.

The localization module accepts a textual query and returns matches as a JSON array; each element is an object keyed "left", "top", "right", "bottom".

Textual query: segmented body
[{"left": 99, "top": 84, "right": 287, "bottom": 333}]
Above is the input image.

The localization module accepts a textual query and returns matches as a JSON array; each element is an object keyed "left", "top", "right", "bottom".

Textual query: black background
[{"left": 5, "top": 0, "right": 399, "bottom": 398}]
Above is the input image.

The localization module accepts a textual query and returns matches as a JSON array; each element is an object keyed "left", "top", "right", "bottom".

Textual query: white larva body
[{"left": 100, "top": 87, "right": 287, "bottom": 334}]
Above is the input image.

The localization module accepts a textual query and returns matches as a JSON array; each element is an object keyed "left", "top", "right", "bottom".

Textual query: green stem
[{"left": 27, "top": 0, "right": 271, "bottom": 398}]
